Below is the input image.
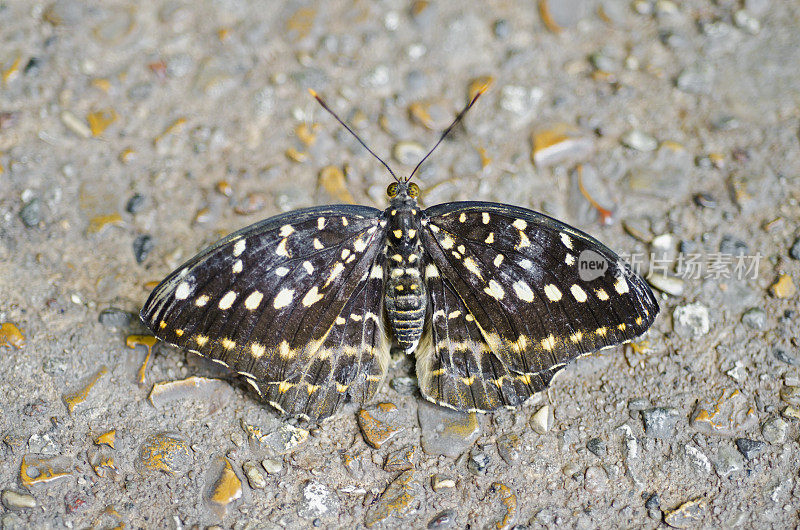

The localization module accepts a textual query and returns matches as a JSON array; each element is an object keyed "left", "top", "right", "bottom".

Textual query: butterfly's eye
[
  {"left": 408, "top": 183, "right": 420, "bottom": 198},
  {"left": 387, "top": 183, "right": 399, "bottom": 197}
]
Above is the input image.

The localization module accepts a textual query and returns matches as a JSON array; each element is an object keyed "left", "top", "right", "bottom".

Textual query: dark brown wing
[
  {"left": 417, "top": 201, "right": 658, "bottom": 412},
  {"left": 141, "top": 205, "right": 389, "bottom": 421}
]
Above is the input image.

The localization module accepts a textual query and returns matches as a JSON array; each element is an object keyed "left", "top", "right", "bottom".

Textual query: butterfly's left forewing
[
  {"left": 417, "top": 202, "right": 658, "bottom": 412},
  {"left": 141, "top": 205, "right": 389, "bottom": 421}
]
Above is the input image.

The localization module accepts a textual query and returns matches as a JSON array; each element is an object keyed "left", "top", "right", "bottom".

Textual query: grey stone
[
  {"left": 621, "top": 130, "right": 658, "bottom": 151},
  {"left": 530, "top": 404, "right": 553, "bottom": 434},
  {"left": 98, "top": 308, "right": 133, "bottom": 329},
  {"left": 298, "top": 481, "right": 338, "bottom": 519},
  {"left": 664, "top": 497, "right": 708, "bottom": 528},
  {"left": 761, "top": 417, "right": 788, "bottom": 444},
  {"left": 20, "top": 198, "right": 41, "bottom": 227},
  {"left": 673, "top": 303, "right": 711, "bottom": 339},
  {"left": 584, "top": 465, "right": 608, "bottom": 493},
  {"left": 467, "top": 450, "right": 490, "bottom": 475},
  {"left": 1, "top": 490, "right": 36, "bottom": 511},
  {"left": 735, "top": 438, "right": 765, "bottom": 460},
  {"left": 126, "top": 193, "right": 146, "bottom": 214},
  {"left": 741, "top": 308, "right": 766, "bottom": 330},
  {"left": 427, "top": 509, "right": 456, "bottom": 529},
  {"left": 389, "top": 376, "right": 417, "bottom": 395},
  {"left": 496, "top": 433, "right": 520, "bottom": 464},
  {"left": 719, "top": 235, "right": 749, "bottom": 256},
  {"left": 586, "top": 437, "right": 607, "bottom": 459},
  {"left": 133, "top": 234, "right": 154, "bottom": 264},
  {"left": 676, "top": 64, "right": 714, "bottom": 95},
  {"left": 684, "top": 444, "right": 712, "bottom": 474},
  {"left": 261, "top": 458, "right": 282, "bottom": 474},
  {"left": 713, "top": 444, "right": 744, "bottom": 477},
  {"left": 773, "top": 348, "right": 798, "bottom": 366},
  {"left": 418, "top": 401, "right": 480, "bottom": 457},
  {"left": 690, "top": 389, "right": 758, "bottom": 437},
  {"left": 789, "top": 237, "right": 800, "bottom": 260},
  {"left": 243, "top": 461, "right": 266, "bottom": 489},
  {"left": 640, "top": 407, "right": 680, "bottom": 438}
]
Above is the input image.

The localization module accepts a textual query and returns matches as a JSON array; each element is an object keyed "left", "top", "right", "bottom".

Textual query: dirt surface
[{"left": 1, "top": 1, "right": 799, "bottom": 528}]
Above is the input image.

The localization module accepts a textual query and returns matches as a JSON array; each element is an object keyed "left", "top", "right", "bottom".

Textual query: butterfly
[{"left": 141, "top": 86, "right": 659, "bottom": 422}]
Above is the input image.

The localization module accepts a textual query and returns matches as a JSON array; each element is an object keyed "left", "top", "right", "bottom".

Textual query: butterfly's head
[{"left": 387, "top": 181, "right": 420, "bottom": 203}]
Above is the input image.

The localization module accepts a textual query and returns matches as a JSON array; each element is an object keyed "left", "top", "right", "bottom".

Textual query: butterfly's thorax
[{"left": 383, "top": 195, "right": 426, "bottom": 352}]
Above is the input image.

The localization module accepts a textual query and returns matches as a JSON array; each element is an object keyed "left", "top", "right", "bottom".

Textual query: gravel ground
[{"left": 1, "top": 1, "right": 799, "bottom": 528}]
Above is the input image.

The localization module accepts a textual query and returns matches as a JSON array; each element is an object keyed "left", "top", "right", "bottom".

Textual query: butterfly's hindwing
[
  {"left": 416, "top": 202, "right": 658, "bottom": 412},
  {"left": 140, "top": 205, "right": 389, "bottom": 420}
]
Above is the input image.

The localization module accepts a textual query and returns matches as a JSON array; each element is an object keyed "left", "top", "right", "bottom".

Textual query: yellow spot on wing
[
  {"left": 541, "top": 334, "right": 556, "bottom": 351},
  {"left": 569, "top": 331, "right": 582, "bottom": 343},
  {"left": 221, "top": 338, "right": 236, "bottom": 350},
  {"left": 251, "top": 343, "right": 266, "bottom": 358},
  {"left": 195, "top": 335, "right": 209, "bottom": 347}
]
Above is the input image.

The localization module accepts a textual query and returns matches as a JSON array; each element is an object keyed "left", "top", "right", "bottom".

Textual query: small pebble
[
  {"left": 431, "top": 474, "right": 455, "bottom": 492},
  {"left": 262, "top": 458, "right": 282, "bottom": 474},
  {"left": 779, "top": 385, "right": 800, "bottom": 406},
  {"left": 621, "top": 130, "right": 658, "bottom": 151},
  {"left": 684, "top": 444, "right": 712, "bottom": 474},
  {"left": 647, "top": 273, "right": 684, "bottom": 296},
  {"left": 713, "top": 444, "right": 744, "bottom": 477},
  {"left": 1, "top": 490, "right": 36, "bottom": 511},
  {"left": 427, "top": 508, "right": 456, "bottom": 529},
  {"left": 692, "top": 192, "right": 717, "bottom": 208},
  {"left": 493, "top": 19, "right": 509, "bottom": 39},
  {"left": 418, "top": 401, "right": 480, "bottom": 457},
  {"left": 741, "top": 308, "right": 766, "bottom": 330},
  {"left": 586, "top": 437, "right": 607, "bottom": 458},
  {"left": 390, "top": 376, "right": 417, "bottom": 395},
  {"left": 125, "top": 194, "right": 146, "bottom": 214},
  {"left": 690, "top": 388, "right": 757, "bottom": 437},
  {"left": 98, "top": 308, "right": 133, "bottom": 329},
  {"left": 298, "top": 481, "right": 338, "bottom": 519},
  {"left": 583, "top": 465, "right": 608, "bottom": 493},
  {"left": 770, "top": 274, "right": 796, "bottom": 299},
  {"left": 719, "top": 235, "right": 749, "bottom": 256},
  {"left": 496, "top": 433, "right": 520, "bottom": 464},
  {"left": 664, "top": 497, "right": 707, "bottom": 528},
  {"left": 24, "top": 57, "right": 41, "bottom": 75},
  {"left": 640, "top": 407, "right": 680, "bottom": 439},
  {"left": 530, "top": 404, "right": 553, "bottom": 434},
  {"left": 393, "top": 141, "right": 426, "bottom": 166},
  {"left": 673, "top": 303, "right": 711, "bottom": 339},
  {"left": 773, "top": 348, "right": 798, "bottom": 366},
  {"left": 781, "top": 405, "right": 800, "bottom": 421},
  {"left": 645, "top": 492, "right": 662, "bottom": 520},
  {"left": 20, "top": 199, "right": 42, "bottom": 227},
  {"left": 133, "top": 235, "right": 154, "bottom": 264},
  {"left": 734, "top": 438, "right": 765, "bottom": 460},
  {"left": 761, "top": 417, "right": 788, "bottom": 444},
  {"left": 357, "top": 402, "right": 402, "bottom": 449},
  {"left": 467, "top": 450, "right": 490, "bottom": 475},
  {"left": 243, "top": 461, "right": 266, "bottom": 489},
  {"left": 789, "top": 237, "right": 800, "bottom": 260}
]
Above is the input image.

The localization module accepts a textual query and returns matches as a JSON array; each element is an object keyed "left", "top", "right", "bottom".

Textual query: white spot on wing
[
  {"left": 560, "top": 232, "right": 573, "bottom": 249},
  {"left": 570, "top": 284, "right": 588, "bottom": 302},
  {"left": 195, "top": 294, "right": 209, "bottom": 307},
  {"left": 354, "top": 238, "right": 367, "bottom": 252},
  {"left": 232, "top": 259, "right": 243, "bottom": 274},
  {"left": 484, "top": 280, "right": 505, "bottom": 300},
  {"left": 565, "top": 253, "right": 575, "bottom": 266},
  {"left": 513, "top": 219, "right": 527, "bottom": 230},
  {"left": 544, "top": 284, "right": 562, "bottom": 302},
  {"left": 494, "top": 254, "right": 504, "bottom": 267},
  {"left": 324, "top": 262, "right": 345, "bottom": 287},
  {"left": 279, "top": 224, "right": 295, "bottom": 237},
  {"left": 313, "top": 238, "right": 324, "bottom": 250},
  {"left": 303, "top": 261, "right": 314, "bottom": 274},
  {"left": 317, "top": 217, "right": 326, "bottom": 230},
  {"left": 519, "top": 258, "right": 532, "bottom": 269},
  {"left": 463, "top": 257, "right": 483, "bottom": 279},
  {"left": 302, "top": 286, "right": 324, "bottom": 307},
  {"left": 275, "top": 266, "right": 290, "bottom": 277},
  {"left": 244, "top": 291, "right": 263, "bottom": 310},
  {"left": 425, "top": 263, "right": 440, "bottom": 278},
  {"left": 614, "top": 276, "right": 629, "bottom": 294},
  {"left": 482, "top": 212, "right": 490, "bottom": 224},
  {"left": 513, "top": 281, "right": 534, "bottom": 302},
  {"left": 233, "top": 239, "right": 246, "bottom": 257},
  {"left": 276, "top": 238, "right": 289, "bottom": 257},
  {"left": 219, "top": 291, "right": 237, "bottom": 310},
  {"left": 272, "top": 288, "right": 294, "bottom": 309},
  {"left": 370, "top": 264, "right": 383, "bottom": 279},
  {"left": 175, "top": 281, "right": 192, "bottom": 300}
]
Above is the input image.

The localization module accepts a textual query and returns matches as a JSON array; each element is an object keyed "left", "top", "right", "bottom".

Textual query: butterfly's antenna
[
  {"left": 309, "top": 89, "right": 400, "bottom": 182},
  {"left": 407, "top": 82, "right": 489, "bottom": 182}
]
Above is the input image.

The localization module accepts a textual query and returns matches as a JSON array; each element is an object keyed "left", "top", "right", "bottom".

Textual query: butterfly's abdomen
[{"left": 384, "top": 204, "right": 426, "bottom": 352}]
